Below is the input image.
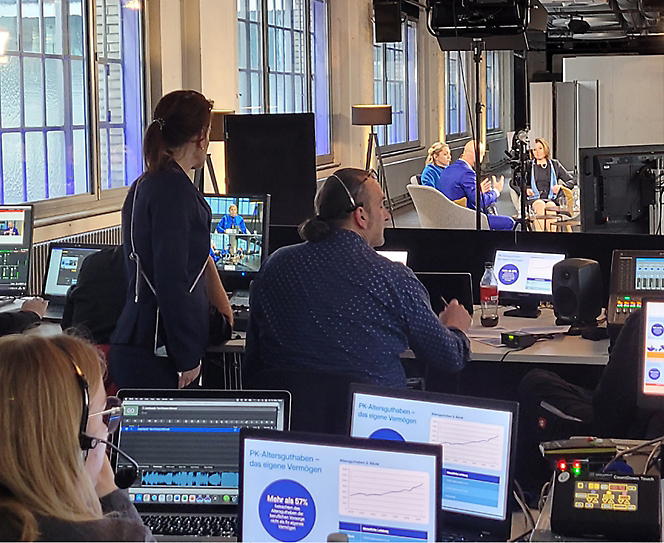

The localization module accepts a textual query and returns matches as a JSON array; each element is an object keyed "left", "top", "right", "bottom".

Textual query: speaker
[
  {"left": 552, "top": 258, "right": 603, "bottom": 324},
  {"left": 374, "top": 0, "right": 402, "bottom": 43}
]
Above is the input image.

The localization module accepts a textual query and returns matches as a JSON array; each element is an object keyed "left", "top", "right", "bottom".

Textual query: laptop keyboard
[{"left": 142, "top": 514, "right": 237, "bottom": 538}]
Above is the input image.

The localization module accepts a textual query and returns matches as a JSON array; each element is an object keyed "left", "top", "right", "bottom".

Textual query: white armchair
[{"left": 407, "top": 183, "right": 490, "bottom": 230}]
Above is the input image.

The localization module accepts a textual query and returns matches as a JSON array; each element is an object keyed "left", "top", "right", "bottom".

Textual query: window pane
[
  {"left": 2, "top": 132, "right": 24, "bottom": 203},
  {"left": 22, "top": 0, "right": 41, "bottom": 53},
  {"left": 69, "top": 0, "right": 83, "bottom": 55},
  {"left": 43, "top": 0, "right": 63, "bottom": 55},
  {"left": 25, "top": 130, "right": 45, "bottom": 200},
  {"left": 72, "top": 128, "right": 87, "bottom": 194},
  {"left": 23, "top": 56, "right": 44, "bottom": 127},
  {"left": 0, "top": 55, "right": 21, "bottom": 128},
  {"left": 45, "top": 57, "right": 64, "bottom": 126},
  {"left": 407, "top": 22, "right": 417, "bottom": 142},
  {"left": 0, "top": 0, "right": 19, "bottom": 51},
  {"left": 46, "top": 130, "right": 65, "bottom": 196},
  {"left": 71, "top": 57, "right": 84, "bottom": 125}
]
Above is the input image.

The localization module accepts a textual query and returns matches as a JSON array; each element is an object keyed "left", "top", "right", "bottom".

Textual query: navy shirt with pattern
[{"left": 245, "top": 228, "right": 470, "bottom": 387}]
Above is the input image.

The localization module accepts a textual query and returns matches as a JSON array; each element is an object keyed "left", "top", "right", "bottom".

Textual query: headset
[{"left": 72, "top": 362, "right": 139, "bottom": 489}]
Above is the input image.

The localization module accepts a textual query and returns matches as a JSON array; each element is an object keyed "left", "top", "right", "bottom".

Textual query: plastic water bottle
[{"left": 480, "top": 262, "right": 499, "bottom": 327}]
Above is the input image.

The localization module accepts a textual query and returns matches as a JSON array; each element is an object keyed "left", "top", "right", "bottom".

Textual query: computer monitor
[
  {"left": 113, "top": 389, "right": 290, "bottom": 507},
  {"left": 0, "top": 205, "right": 33, "bottom": 296},
  {"left": 579, "top": 145, "right": 664, "bottom": 234},
  {"left": 240, "top": 429, "right": 442, "bottom": 542},
  {"left": 638, "top": 299, "right": 664, "bottom": 410},
  {"left": 43, "top": 244, "right": 106, "bottom": 298},
  {"left": 348, "top": 385, "right": 518, "bottom": 541},
  {"left": 493, "top": 249, "right": 565, "bottom": 318},
  {"left": 204, "top": 194, "right": 270, "bottom": 290},
  {"left": 376, "top": 250, "right": 408, "bottom": 265}
]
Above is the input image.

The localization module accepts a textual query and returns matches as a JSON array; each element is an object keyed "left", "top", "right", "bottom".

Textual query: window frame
[
  {"left": 237, "top": 0, "right": 333, "bottom": 166},
  {"left": 485, "top": 50, "right": 501, "bottom": 133},
  {"left": 445, "top": 50, "right": 470, "bottom": 140},
  {"left": 372, "top": 17, "right": 420, "bottom": 154},
  {"left": 20, "top": 0, "right": 149, "bottom": 225}
]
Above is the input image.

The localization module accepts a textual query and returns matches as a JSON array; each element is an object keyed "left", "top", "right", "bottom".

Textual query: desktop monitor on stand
[
  {"left": 0, "top": 205, "right": 33, "bottom": 297},
  {"left": 493, "top": 250, "right": 565, "bottom": 318},
  {"left": 204, "top": 194, "right": 270, "bottom": 293}
]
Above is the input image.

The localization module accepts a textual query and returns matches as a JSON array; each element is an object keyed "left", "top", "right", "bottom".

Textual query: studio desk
[{"left": 205, "top": 306, "right": 610, "bottom": 398}]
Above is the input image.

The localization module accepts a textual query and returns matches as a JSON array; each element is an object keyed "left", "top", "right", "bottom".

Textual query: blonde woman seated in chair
[
  {"left": 420, "top": 142, "right": 451, "bottom": 190},
  {"left": 526, "top": 138, "right": 575, "bottom": 231}
]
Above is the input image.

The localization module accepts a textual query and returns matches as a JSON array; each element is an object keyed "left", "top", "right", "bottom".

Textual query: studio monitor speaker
[
  {"left": 374, "top": 0, "right": 402, "bottom": 43},
  {"left": 552, "top": 258, "right": 603, "bottom": 324}
]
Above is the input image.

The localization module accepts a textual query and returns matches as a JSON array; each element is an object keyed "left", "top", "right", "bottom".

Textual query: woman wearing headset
[
  {"left": 0, "top": 334, "right": 151, "bottom": 541},
  {"left": 110, "top": 90, "right": 232, "bottom": 389}
]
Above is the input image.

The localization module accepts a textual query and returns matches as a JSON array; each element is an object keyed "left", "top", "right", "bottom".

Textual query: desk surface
[{"left": 468, "top": 307, "right": 610, "bottom": 366}]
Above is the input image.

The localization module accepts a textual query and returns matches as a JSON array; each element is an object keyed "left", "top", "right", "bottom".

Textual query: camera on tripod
[{"left": 504, "top": 129, "right": 531, "bottom": 230}]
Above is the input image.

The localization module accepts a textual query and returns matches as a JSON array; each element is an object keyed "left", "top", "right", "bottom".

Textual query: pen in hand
[{"left": 440, "top": 295, "right": 449, "bottom": 310}]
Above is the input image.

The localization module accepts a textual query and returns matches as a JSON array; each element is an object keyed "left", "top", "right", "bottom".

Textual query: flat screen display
[
  {"left": 43, "top": 246, "right": 103, "bottom": 298},
  {"left": 376, "top": 250, "right": 408, "bottom": 265},
  {"left": 635, "top": 258, "right": 664, "bottom": 291},
  {"left": 350, "top": 391, "right": 514, "bottom": 522},
  {"left": 493, "top": 250, "right": 565, "bottom": 297},
  {"left": 642, "top": 300, "right": 664, "bottom": 397},
  {"left": 241, "top": 433, "right": 441, "bottom": 542},
  {"left": 0, "top": 205, "right": 33, "bottom": 295}
]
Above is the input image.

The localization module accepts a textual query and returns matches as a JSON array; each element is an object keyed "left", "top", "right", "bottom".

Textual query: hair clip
[{"left": 153, "top": 118, "right": 165, "bottom": 130}]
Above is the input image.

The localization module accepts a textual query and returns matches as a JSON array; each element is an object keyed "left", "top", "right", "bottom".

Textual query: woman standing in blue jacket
[{"left": 110, "top": 90, "right": 230, "bottom": 389}]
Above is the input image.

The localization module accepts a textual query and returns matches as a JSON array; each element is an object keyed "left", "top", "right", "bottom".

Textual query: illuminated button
[
  {"left": 575, "top": 502, "right": 584, "bottom": 508},
  {"left": 613, "top": 504, "right": 627, "bottom": 510},
  {"left": 628, "top": 505, "right": 636, "bottom": 511},
  {"left": 601, "top": 484, "right": 608, "bottom": 490},
  {"left": 602, "top": 504, "right": 612, "bottom": 509},
  {"left": 628, "top": 486, "right": 637, "bottom": 491},
  {"left": 585, "top": 502, "right": 594, "bottom": 508},
  {"left": 577, "top": 482, "right": 584, "bottom": 489}
]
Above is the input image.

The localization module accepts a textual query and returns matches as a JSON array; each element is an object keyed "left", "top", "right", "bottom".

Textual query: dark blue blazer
[{"left": 111, "top": 165, "right": 212, "bottom": 372}]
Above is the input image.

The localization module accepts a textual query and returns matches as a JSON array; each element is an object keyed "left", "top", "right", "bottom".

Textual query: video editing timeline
[
  {"left": 43, "top": 247, "right": 101, "bottom": 297},
  {"left": 642, "top": 301, "right": 664, "bottom": 396},
  {"left": 205, "top": 196, "right": 265, "bottom": 274},
  {"left": 0, "top": 207, "right": 31, "bottom": 294},
  {"left": 493, "top": 250, "right": 565, "bottom": 296},
  {"left": 350, "top": 393, "right": 513, "bottom": 522},
  {"left": 574, "top": 481, "right": 638, "bottom": 511},
  {"left": 242, "top": 437, "right": 439, "bottom": 543},
  {"left": 116, "top": 397, "right": 286, "bottom": 505}
]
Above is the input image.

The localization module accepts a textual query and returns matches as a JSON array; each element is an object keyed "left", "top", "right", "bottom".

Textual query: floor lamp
[
  {"left": 351, "top": 104, "right": 395, "bottom": 227},
  {"left": 194, "top": 109, "right": 231, "bottom": 195}
]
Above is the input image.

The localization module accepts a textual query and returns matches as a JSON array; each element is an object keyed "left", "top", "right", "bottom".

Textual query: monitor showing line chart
[
  {"left": 240, "top": 431, "right": 441, "bottom": 542},
  {"left": 350, "top": 390, "right": 514, "bottom": 521}
]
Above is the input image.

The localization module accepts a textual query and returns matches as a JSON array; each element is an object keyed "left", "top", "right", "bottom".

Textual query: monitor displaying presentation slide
[
  {"left": 204, "top": 194, "right": 270, "bottom": 276},
  {"left": 240, "top": 430, "right": 441, "bottom": 543},
  {"left": 493, "top": 250, "right": 565, "bottom": 297},
  {"left": 0, "top": 205, "right": 33, "bottom": 295},
  {"left": 350, "top": 387, "right": 516, "bottom": 523},
  {"left": 641, "top": 300, "right": 664, "bottom": 406}
]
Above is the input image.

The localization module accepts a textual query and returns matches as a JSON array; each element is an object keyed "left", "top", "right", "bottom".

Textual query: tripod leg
[
  {"left": 207, "top": 154, "right": 221, "bottom": 195},
  {"left": 373, "top": 134, "right": 396, "bottom": 228}
]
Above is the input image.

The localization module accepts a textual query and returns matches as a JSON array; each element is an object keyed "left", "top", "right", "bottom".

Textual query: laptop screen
[
  {"left": 349, "top": 386, "right": 516, "bottom": 524},
  {"left": 377, "top": 250, "right": 409, "bottom": 265},
  {"left": 415, "top": 272, "right": 474, "bottom": 316},
  {"left": 493, "top": 250, "right": 565, "bottom": 297},
  {"left": 240, "top": 429, "right": 442, "bottom": 542},
  {"left": 43, "top": 245, "right": 104, "bottom": 298},
  {"left": 114, "top": 390, "right": 290, "bottom": 509}
]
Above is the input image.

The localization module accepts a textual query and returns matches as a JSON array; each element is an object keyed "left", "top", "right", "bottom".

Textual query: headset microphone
[{"left": 82, "top": 434, "right": 139, "bottom": 489}]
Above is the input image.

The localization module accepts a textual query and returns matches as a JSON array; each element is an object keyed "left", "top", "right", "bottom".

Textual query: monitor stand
[{"left": 503, "top": 303, "right": 541, "bottom": 319}]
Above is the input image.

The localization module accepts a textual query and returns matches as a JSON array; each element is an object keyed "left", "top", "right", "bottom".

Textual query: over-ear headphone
[
  {"left": 71, "top": 362, "right": 139, "bottom": 489},
  {"left": 329, "top": 174, "right": 362, "bottom": 213}
]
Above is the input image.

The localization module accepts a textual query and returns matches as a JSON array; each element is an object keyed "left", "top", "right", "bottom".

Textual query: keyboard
[
  {"left": 142, "top": 514, "right": 237, "bottom": 538},
  {"left": 229, "top": 290, "right": 250, "bottom": 308}
]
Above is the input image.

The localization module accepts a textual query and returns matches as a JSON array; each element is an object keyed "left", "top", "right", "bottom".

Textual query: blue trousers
[
  {"left": 109, "top": 344, "right": 179, "bottom": 389},
  {"left": 487, "top": 214, "right": 515, "bottom": 231}
]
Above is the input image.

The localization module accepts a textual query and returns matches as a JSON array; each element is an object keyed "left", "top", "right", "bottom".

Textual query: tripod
[
  {"left": 512, "top": 135, "right": 532, "bottom": 232},
  {"left": 364, "top": 127, "right": 396, "bottom": 228}
]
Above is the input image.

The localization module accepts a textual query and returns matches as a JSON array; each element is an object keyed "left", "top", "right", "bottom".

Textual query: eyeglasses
[{"left": 90, "top": 396, "right": 123, "bottom": 434}]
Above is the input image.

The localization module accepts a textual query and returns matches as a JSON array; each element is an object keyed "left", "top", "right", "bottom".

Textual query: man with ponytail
[{"left": 244, "top": 168, "right": 472, "bottom": 388}]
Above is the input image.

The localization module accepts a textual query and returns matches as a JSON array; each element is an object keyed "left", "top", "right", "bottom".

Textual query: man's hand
[
  {"left": 21, "top": 297, "right": 48, "bottom": 318},
  {"left": 480, "top": 178, "right": 492, "bottom": 193},
  {"left": 526, "top": 188, "right": 534, "bottom": 197},
  {"left": 178, "top": 363, "right": 201, "bottom": 388},
  {"left": 439, "top": 299, "right": 472, "bottom": 333},
  {"left": 552, "top": 184, "right": 561, "bottom": 194},
  {"left": 492, "top": 175, "right": 505, "bottom": 194}
]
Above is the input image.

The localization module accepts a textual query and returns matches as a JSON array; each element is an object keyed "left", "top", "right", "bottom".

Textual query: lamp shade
[
  {"left": 352, "top": 104, "right": 392, "bottom": 126},
  {"left": 209, "top": 110, "right": 233, "bottom": 142}
]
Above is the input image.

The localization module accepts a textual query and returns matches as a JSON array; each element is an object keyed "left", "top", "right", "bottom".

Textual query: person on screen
[
  {"left": 0, "top": 334, "right": 152, "bottom": 541},
  {"left": 436, "top": 141, "right": 515, "bottom": 231},
  {"left": 523, "top": 138, "right": 575, "bottom": 232},
  {"left": 216, "top": 205, "right": 248, "bottom": 234},
  {"left": 4, "top": 221, "right": 18, "bottom": 235},
  {"left": 420, "top": 142, "right": 451, "bottom": 188},
  {"left": 244, "top": 168, "right": 472, "bottom": 388},
  {"left": 110, "top": 90, "right": 233, "bottom": 390}
]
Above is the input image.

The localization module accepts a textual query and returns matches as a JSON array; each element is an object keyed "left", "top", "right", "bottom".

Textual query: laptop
[
  {"left": 415, "top": 272, "right": 474, "bottom": 315},
  {"left": 42, "top": 243, "right": 106, "bottom": 321},
  {"left": 113, "top": 389, "right": 291, "bottom": 540},
  {"left": 348, "top": 385, "right": 519, "bottom": 542},
  {"left": 239, "top": 428, "right": 442, "bottom": 542},
  {"left": 377, "top": 250, "right": 409, "bottom": 266}
]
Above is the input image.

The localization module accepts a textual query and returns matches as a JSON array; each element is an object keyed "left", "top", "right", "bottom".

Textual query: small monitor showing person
[{"left": 216, "top": 204, "right": 248, "bottom": 234}]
